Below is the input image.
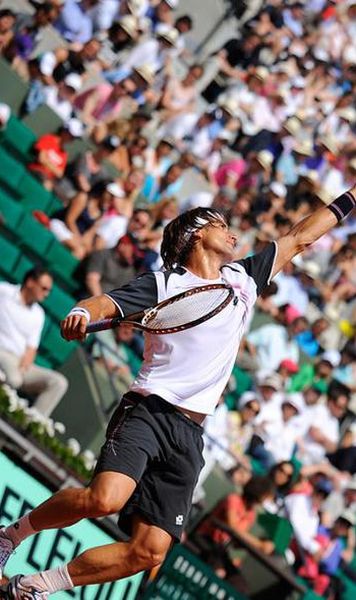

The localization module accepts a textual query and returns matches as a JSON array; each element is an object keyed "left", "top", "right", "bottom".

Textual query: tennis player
[{"left": 0, "top": 186, "right": 355, "bottom": 599}]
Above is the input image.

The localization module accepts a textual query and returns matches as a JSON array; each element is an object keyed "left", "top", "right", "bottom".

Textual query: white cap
[
  {"left": 293, "top": 139, "right": 313, "bottom": 156},
  {"left": 256, "top": 150, "right": 274, "bottom": 169},
  {"left": 0, "top": 102, "right": 11, "bottom": 127},
  {"left": 156, "top": 25, "right": 179, "bottom": 46},
  {"left": 218, "top": 97, "right": 239, "bottom": 117},
  {"left": 239, "top": 392, "right": 261, "bottom": 409},
  {"left": 66, "top": 118, "right": 84, "bottom": 137},
  {"left": 283, "top": 117, "right": 301, "bottom": 136},
  {"left": 321, "top": 350, "right": 340, "bottom": 367},
  {"left": 118, "top": 15, "right": 138, "bottom": 38},
  {"left": 283, "top": 392, "right": 305, "bottom": 414},
  {"left": 299, "top": 260, "right": 321, "bottom": 279},
  {"left": 64, "top": 73, "right": 82, "bottom": 92},
  {"left": 291, "top": 76, "right": 306, "bottom": 88},
  {"left": 337, "top": 107, "right": 356, "bottom": 123},
  {"left": 163, "top": 0, "right": 179, "bottom": 7},
  {"left": 106, "top": 182, "right": 125, "bottom": 198},
  {"left": 270, "top": 181, "right": 287, "bottom": 198},
  {"left": 338, "top": 509, "right": 355, "bottom": 526},
  {"left": 133, "top": 64, "right": 155, "bottom": 85}
]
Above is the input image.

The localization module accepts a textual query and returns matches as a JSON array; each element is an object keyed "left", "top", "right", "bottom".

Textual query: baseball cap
[
  {"left": 239, "top": 392, "right": 261, "bottom": 409},
  {"left": 64, "top": 73, "right": 82, "bottom": 92},
  {"left": 338, "top": 509, "right": 355, "bottom": 526},
  {"left": 163, "top": 0, "right": 179, "bottom": 7},
  {"left": 279, "top": 359, "right": 299, "bottom": 374},
  {"left": 314, "top": 477, "right": 333, "bottom": 496},
  {"left": 106, "top": 182, "right": 125, "bottom": 198},
  {"left": 321, "top": 350, "right": 340, "bottom": 367}
]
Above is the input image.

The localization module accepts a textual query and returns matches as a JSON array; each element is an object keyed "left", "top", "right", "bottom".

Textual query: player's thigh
[{"left": 129, "top": 514, "right": 173, "bottom": 564}]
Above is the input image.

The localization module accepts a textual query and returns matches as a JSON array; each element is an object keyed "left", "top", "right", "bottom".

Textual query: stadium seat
[
  {"left": 45, "top": 242, "right": 80, "bottom": 291},
  {"left": 19, "top": 213, "right": 55, "bottom": 257},
  {"left": 39, "top": 319, "right": 77, "bottom": 367},
  {"left": 22, "top": 105, "right": 63, "bottom": 137},
  {"left": 0, "top": 147, "right": 25, "bottom": 194},
  {"left": 0, "top": 58, "right": 29, "bottom": 114},
  {"left": 0, "top": 191, "right": 26, "bottom": 233},
  {"left": 18, "top": 172, "right": 54, "bottom": 213},
  {"left": 12, "top": 255, "right": 34, "bottom": 283},
  {"left": 42, "top": 283, "right": 75, "bottom": 323},
  {"left": 0, "top": 234, "right": 21, "bottom": 277},
  {"left": 0, "top": 115, "right": 36, "bottom": 162}
]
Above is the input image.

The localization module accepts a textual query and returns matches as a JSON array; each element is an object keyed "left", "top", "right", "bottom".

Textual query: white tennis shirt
[
  {"left": 107, "top": 242, "right": 277, "bottom": 415},
  {"left": 0, "top": 283, "right": 45, "bottom": 356}
]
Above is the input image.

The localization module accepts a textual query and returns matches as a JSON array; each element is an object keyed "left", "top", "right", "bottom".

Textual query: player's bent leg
[
  {"left": 30, "top": 471, "right": 137, "bottom": 530},
  {"left": 68, "top": 516, "right": 173, "bottom": 587}
]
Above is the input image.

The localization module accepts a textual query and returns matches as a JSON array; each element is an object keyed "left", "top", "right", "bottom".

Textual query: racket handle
[{"left": 86, "top": 318, "right": 118, "bottom": 333}]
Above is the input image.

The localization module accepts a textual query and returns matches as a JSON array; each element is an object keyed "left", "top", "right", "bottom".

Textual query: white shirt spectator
[
  {"left": 284, "top": 491, "right": 321, "bottom": 555},
  {"left": 272, "top": 271, "right": 309, "bottom": 314},
  {"left": 43, "top": 87, "right": 74, "bottom": 122},
  {"left": 247, "top": 323, "right": 300, "bottom": 371},
  {"left": 0, "top": 283, "right": 44, "bottom": 356},
  {"left": 301, "top": 403, "right": 340, "bottom": 465}
]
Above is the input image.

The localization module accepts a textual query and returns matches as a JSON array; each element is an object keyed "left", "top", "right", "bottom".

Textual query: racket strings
[{"left": 142, "top": 288, "right": 231, "bottom": 330}]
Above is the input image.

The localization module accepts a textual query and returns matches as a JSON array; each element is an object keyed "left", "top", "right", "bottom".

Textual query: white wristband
[{"left": 67, "top": 307, "right": 91, "bottom": 322}]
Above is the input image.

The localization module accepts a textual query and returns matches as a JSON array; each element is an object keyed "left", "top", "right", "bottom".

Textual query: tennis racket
[{"left": 86, "top": 283, "right": 234, "bottom": 335}]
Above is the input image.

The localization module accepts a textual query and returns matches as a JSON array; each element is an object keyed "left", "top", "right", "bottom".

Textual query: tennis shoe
[
  {"left": 0, "top": 575, "right": 48, "bottom": 599},
  {"left": 0, "top": 528, "right": 14, "bottom": 580}
]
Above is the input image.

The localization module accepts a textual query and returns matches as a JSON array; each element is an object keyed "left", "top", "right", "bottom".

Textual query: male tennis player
[{"left": 0, "top": 186, "right": 355, "bottom": 598}]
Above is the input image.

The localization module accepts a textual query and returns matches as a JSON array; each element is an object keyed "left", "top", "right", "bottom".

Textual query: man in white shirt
[
  {"left": 0, "top": 268, "right": 68, "bottom": 417},
  {"left": 1, "top": 185, "right": 356, "bottom": 599},
  {"left": 301, "top": 387, "right": 348, "bottom": 465}
]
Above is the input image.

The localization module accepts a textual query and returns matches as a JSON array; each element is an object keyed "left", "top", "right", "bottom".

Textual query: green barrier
[
  {"left": 257, "top": 513, "right": 293, "bottom": 555},
  {"left": 142, "top": 544, "right": 248, "bottom": 599}
]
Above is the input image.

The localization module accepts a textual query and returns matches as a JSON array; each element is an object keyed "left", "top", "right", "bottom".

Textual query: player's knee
[
  {"left": 129, "top": 539, "right": 169, "bottom": 571},
  {"left": 85, "top": 490, "right": 120, "bottom": 517}
]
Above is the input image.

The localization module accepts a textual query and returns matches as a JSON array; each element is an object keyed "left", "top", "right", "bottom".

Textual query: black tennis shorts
[{"left": 94, "top": 391, "right": 205, "bottom": 541}]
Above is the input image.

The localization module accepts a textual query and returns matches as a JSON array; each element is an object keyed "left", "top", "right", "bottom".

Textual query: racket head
[{"left": 125, "top": 283, "right": 234, "bottom": 334}]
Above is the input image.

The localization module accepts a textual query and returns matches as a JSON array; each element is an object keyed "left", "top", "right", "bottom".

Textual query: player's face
[{"left": 200, "top": 219, "right": 237, "bottom": 263}]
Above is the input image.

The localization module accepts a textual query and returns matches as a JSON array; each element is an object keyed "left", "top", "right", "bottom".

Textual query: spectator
[
  {"left": 301, "top": 386, "right": 350, "bottom": 465},
  {"left": 54, "top": 0, "right": 99, "bottom": 44},
  {"left": 0, "top": 9, "right": 15, "bottom": 56},
  {"left": 43, "top": 72, "right": 82, "bottom": 122},
  {"left": 0, "top": 268, "right": 68, "bottom": 417},
  {"left": 85, "top": 232, "right": 141, "bottom": 295},
  {"left": 28, "top": 118, "right": 84, "bottom": 190}
]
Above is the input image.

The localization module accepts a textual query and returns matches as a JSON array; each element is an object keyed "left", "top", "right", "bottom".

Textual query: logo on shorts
[{"left": 175, "top": 515, "right": 184, "bottom": 526}]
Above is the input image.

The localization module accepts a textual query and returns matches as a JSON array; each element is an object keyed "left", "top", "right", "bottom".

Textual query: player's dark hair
[{"left": 161, "top": 207, "right": 225, "bottom": 269}]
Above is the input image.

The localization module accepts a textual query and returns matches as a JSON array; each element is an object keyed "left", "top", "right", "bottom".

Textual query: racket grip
[{"left": 86, "top": 318, "right": 115, "bottom": 333}]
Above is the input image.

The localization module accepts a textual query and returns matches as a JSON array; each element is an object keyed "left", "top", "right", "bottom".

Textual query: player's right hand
[{"left": 61, "top": 314, "right": 88, "bottom": 341}]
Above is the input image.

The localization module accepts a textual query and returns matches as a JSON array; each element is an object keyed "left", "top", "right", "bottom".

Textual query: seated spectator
[
  {"left": 12, "top": 2, "right": 60, "bottom": 78},
  {"left": 246, "top": 306, "right": 307, "bottom": 371},
  {"left": 300, "top": 386, "right": 350, "bottom": 465},
  {"left": 140, "top": 162, "right": 183, "bottom": 203},
  {"left": 197, "top": 476, "right": 275, "bottom": 589},
  {"left": 295, "top": 317, "right": 330, "bottom": 358},
  {"left": 285, "top": 476, "right": 335, "bottom": 596},
  {"left": 44, "top": 72, "right": 82, "bottom": 122},
  {"left": 85, "top": 232, "right": 141, "bottom": 295},
  {"left": 262, "top": 393, "right": 305, "bottom": 467},
  {"left": 0, "top": 268, "right": 68, "bottom": 417},
  {"left": 28, "top": 118, "right": 84, "bottom": 190},
  {"left": 21, "top": 58, "right": 48, "bottom": 116},
  {"left": 333, "top": 340, "right": 356, "bottom": 391},
  {"left": 50, "top": 180, "right": 115, "bottom": 258},
  {"left": 98, "top": 16, "right": 139, "bottom": 70},
  {"left": 55, "top": 135, "right": 119, "bottom": 204},
  {"left": 0, "top": 9, "right": 15, "bottom": 55},
  {"left": 40, "top": 38, "right": 102, "bottom": 85},
  {"left": 54, "top": 0, "right": 98, "bottom": 44},
  {"left": 159, "top": 64, "right": 203, "bottom": 120}
]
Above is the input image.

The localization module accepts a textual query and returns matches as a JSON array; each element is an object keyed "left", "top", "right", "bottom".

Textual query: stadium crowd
[{"left": 0, "top": 0, "right": 355, "bottom": 598}]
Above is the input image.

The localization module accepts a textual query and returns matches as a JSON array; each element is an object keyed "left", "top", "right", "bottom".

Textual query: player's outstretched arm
[
  {"left": 272, "top": 185, "right": 356, "bottom": 278},
  {"left": 61, "top": 294, "right": 118, "bottom": 341}
]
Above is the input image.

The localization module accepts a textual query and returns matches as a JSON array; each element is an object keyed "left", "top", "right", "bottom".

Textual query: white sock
[
  {"left": 21, "top": 565, "right": 74, "bottom": 595},
  {"left": 3, "top": 514, "right": 36, "bottom": 547}
]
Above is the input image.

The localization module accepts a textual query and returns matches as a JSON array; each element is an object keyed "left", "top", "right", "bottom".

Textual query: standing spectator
[{"left": 0, "top": 268, "right": 68, "bottom": 417}]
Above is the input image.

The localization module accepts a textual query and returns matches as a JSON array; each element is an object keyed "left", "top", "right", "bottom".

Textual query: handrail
[{"left": 211, "top": 517, "right": 306, "bottom": 594}]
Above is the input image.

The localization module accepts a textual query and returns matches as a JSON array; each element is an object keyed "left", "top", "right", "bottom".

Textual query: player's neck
[{"left": 185, "top": 252, "right": 222, "bottom": 280}]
